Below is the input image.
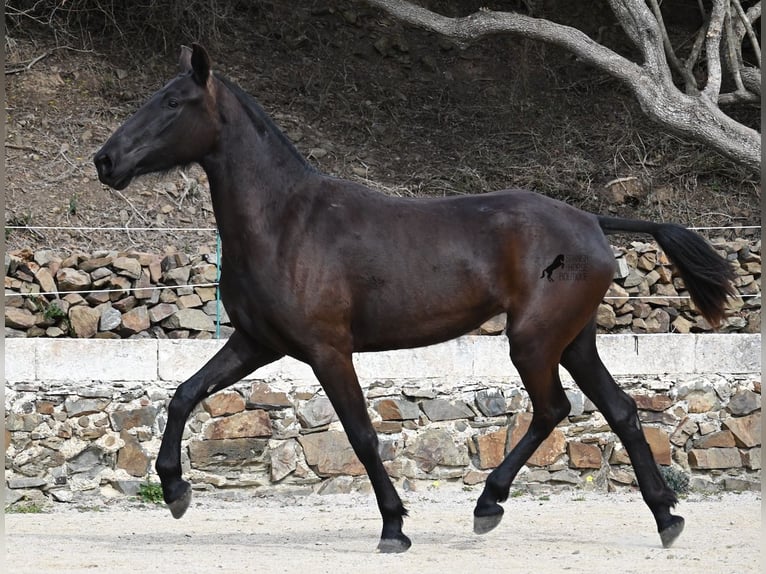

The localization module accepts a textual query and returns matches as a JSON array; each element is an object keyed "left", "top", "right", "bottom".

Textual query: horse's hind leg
[
  {"left": 155, "top": 330, "right": 282, "bottom": 518},
  {"left": 474, "top": 335, "right": 571, "bottom": 534},
  {"left": 560, "top": 320, "right": 684, "bottom": 548},
  {"left": 309, "top": 345, "right": 410, "bottom": 553}
]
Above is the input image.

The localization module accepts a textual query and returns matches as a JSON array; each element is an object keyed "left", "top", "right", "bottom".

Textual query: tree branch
[
  {"left": 702, "top": 0, "right": 727, "bottom": 101},
  {"left": 363, "top": 0, "right": 643, "bottom": 84},
  {"left": 647, "top": 0, "right": 699, "bottom": 93},
  {"left": 361, "top": 0, "right": 760, "bottom": 173},
  {"left": 731, "top": 0, "right": 761, "bottom": 67}
]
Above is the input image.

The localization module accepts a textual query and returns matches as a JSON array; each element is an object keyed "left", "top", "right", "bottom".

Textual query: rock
[
  {"left": 56, "top": 268, "right": 91, "bottom": 291},
  {"left": 317, "top": 475, "right": 355, "bottom": 495},
  {"left": 421, "top": 398, "right": 474, "bottom": 422},
  {"left": 7, "top": 476, "right": 48, "bottom": 489},
  {"left": 685, "top": 390, "right": 720, "bottom": 413},
  {"left": 69, "top": 305, "right": 100, "bottom": 338},
  {"left": 247, "top": 383, "right": 292, "bottom": 410},
  {"left": 475, "top": 390, "right": 507, "bottom": 417},
  {"left": 509, "top": 412, "right": 566, "bottom": 466},
  {"left": 462, "top": 470, "right": 490, "bottom": 485},
  {"left": 34, "top": 267, "right": 57, "bottom": 294},
  {"left": 163, "top": 266, "right": 191, "bottom": 285},
  {"left": 375, "top": 398, "right": 421, "bottom": 421},
  {"left": 177, "top": 294, "right": 203, "bottom": 309},
  {"left": 67, "top": 445, "right": 104, "bottom": 473},
  {"left": 269, "top": 439, "right": 297, "bottom": 481},
  {"left": 108, "top": 276, "right": 132, "bottom": 299},
  {"left": 120, "top": 306, "right": 150, "bottom": 335},
  {"left": 5, "top": 307, "right": 37, "bottom": 329},
  {"left": 112, "top": 256, "right": 142, "bottom": 279},
  {"left": 203, "top": 391, "right": 246, "bottom": 416},
  {"left": 596, "top": 303, "right": 616, "bottom": 329},
  {"left": 188, "top": 438, "right": 268, "bottom": 468},
  {"left": 727, "top": 389, "right": 760, "bottom": 416},
  {"left": 632, "top": 393, "right": 673, "bottom": 412},
  {"left": 64, "top": 397, "right": 112, "bottom": 417},
  {"left": 568, "top": 441, "right": 601, "bottom": 469},
  {"left": 688, "top": 448, "right": 742, "bottom": 469},
  {"left": 79, "top": 256, "right": 113, "bottom": 272},
  {"left": 605, "top": 283, "right": 629, "bottom": 306},
  {"left": 613, "top": 258, "right": 629, "bottom": 279},
  {"left": 116, "top": 431, "right": 150, "bottom": 477},
  {"left": 297, "top": 396, "right": 337, "bottom": 428},
  {"left": 643, "top": 426, "right": 671, "bottom": 465},
  {"left": 405, "top": 428, "right": 469, "bottom": 472},
  {"left": 298, "top": 431, "right": 365, "bottom": 476},
  {"left": 191, "top": 263, "right": 218, "bottom": 283},
  {"left": 133, "top": 271, "right": 155, "bottom": 300},
  {"left": 99, "top": 306, "right": 122, "bottom": 331},
  {"left": 162, "top": 308, "right": 215, "bottom": 332},
  {"left": 741, "top": 448, "right": 761, "bottom": 470},
  {"left": 478, "top": 313, "right": 506, "bottom": 334},
  {"left": 110, "top": 406, "right": 158, "bottom": 431},
  {"left": 148, "top": 303, "right": 178, "bottom": 323},
  {"left": 643, "top": 308, "right": 670, "bottom": 333},
  {"left": 622, "top": 269, "right": 645, "bottom": 288},
  {"left": 722, "top": 413, "right": 761, "bottom": 448},
  {"left": 203, "top": 410, "right": 272, "bottom": 439},
  {"left": 671, "top": 315, "right": 694, "bottom": 333},
  {"left": 693, "top": 430, "right": 737, "bottom": 449},
  {"left": 564, "top": 389, "right": 585, "bottom": 417},
  {"left": 475, "top": 428, "right": 507, "bottom": 469}
]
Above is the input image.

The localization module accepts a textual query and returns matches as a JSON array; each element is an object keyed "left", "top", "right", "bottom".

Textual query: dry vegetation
[{"left": 5, "top": 0, "right": 760, "bottom": 254}]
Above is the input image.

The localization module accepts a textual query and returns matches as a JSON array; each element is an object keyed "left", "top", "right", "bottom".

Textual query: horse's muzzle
[{"left": 94, "top": 150, "right": 131, "bottom": 190}]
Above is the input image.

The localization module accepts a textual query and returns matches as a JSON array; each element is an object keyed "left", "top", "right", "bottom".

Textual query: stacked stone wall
[
  {"left": 4, "top": 236, "right": 761, "bottom": 339},
  {"left": 4, "top": 335, "right": 760, "bottom": 508}
]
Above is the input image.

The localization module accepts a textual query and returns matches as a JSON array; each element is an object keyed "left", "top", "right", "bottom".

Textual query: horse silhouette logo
[{"left": 540, "top": 254, "right": 565, "bottom": 282}]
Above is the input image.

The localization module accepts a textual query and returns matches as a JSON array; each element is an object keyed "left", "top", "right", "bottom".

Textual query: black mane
[{"left": 216, "top": 74, "right": 314, "bottom": 171}]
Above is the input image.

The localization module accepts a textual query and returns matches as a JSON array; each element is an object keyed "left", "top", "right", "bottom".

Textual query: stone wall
[
  {"left": 4, "top": 236, "right": 761, "bottom": 339},
  {"left": 4, "top": 334, "right": 761, "bottom": 508}
]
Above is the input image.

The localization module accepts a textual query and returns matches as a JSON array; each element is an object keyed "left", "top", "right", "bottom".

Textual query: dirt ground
[
  {"left": 5, "top": 486, "right": 761, "bottom": 573},
  {"left": 5, "top": 1, "right": 760, "bottom": 255}
]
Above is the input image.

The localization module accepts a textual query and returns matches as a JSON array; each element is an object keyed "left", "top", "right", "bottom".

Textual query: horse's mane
[{"left": 215, "top": 74, "right": 315, "bottom": 171}]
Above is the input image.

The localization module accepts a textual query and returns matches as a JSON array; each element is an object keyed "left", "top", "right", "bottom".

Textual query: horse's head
[{"left": 94, "top": 44, "right": 219, "bottom": 190}]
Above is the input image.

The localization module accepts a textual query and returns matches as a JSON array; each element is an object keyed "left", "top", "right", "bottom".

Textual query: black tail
[{"left": 597, "top": 216, "right": 736, "bottom": 327}]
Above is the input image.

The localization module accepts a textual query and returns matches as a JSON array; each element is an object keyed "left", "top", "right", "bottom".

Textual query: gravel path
[{"left": 6, "top": 486, "right": 761, "bottom": 573}]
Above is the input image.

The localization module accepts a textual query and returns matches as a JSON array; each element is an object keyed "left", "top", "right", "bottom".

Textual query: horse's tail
[{"left": 597, "top": 215, "right": 736, "bottom": 327}]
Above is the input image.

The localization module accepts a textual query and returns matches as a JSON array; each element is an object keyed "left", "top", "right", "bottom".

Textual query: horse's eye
[{"left": 168, "top": 98, "right": 179, "bottom": 109}]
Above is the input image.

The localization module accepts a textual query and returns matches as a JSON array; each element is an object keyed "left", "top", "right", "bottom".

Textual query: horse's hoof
[
  {"left": 473, "top": 505, "right": 504, "bottom": 535},
  {"left": 166, "top": 484, "right": 192, "bottom": 519},
  {"left": 377, "top": 534, "right": 412, "bottom": 553},
  {"left": 659, "top": 516, "right": 684, "bottom": 548}
]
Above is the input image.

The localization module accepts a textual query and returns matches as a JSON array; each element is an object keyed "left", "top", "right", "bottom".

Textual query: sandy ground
[{"left": 5, "top": 486, "right": 762, "bottom": 574}]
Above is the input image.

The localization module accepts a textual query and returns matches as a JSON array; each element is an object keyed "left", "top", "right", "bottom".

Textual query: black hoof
[
  {"left": 473, "top": 504, "right": 504, "bottom": 535},
  {"left": 659, "top": 516, "right": 684, "bottom": 548},
  {"left": 166, "top": 484, "right": 192, "bottom": 519},
  {"left": 377, "top": 534, "right": 412, "bottom": 553}
]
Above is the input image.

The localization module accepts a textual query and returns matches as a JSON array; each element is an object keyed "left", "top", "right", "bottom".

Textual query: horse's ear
[
  {"left": 179, "top": 45, "right": 193, "bottom": 73},
  {"left": 190, "top": 43, "right": 211, "bottom": 85}
]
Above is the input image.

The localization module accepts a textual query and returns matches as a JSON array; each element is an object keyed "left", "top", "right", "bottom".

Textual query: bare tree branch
[
  {"left": 702, "top": 0, "right": 727, "bottom": 101},
  {"left": 732, "top": 0, "right": 761, "bottom": 67},
  {"left": 361, "top": 0, "right": 760, "bottom": 174},
  {"left": 648, "top": 0, "right": 699, "bottom": 93}
]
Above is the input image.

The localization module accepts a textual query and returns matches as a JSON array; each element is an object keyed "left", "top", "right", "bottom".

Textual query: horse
[{"left": 95, "top": 44, "right": 735, "bottom": 553}]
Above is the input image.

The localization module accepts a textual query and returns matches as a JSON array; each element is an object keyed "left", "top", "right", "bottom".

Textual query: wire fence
[{"left": 4, "top": 224, "right": 762, "bottom": 337}]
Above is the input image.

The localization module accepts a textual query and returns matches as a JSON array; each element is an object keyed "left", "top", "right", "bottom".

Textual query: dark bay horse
[{"left": 95, "top": 44, "right": 735, "bottom": 553}]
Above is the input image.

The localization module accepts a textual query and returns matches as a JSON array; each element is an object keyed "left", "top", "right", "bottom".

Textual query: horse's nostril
[{"left": 94, "top": 152, "right": 113, "bottom": 173}]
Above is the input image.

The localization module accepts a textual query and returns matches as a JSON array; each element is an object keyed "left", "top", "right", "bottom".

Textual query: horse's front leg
[
  {"left": 310, "top": 346, "right": 411, "bottom": 553},
  {"left": 155, "top": 330, "right": 282, "bottom": 518}
]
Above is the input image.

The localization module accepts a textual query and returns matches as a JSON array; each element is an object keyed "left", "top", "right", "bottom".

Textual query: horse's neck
[{"left": 200, "top": 113, "right": 313, "bottom": 257}]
